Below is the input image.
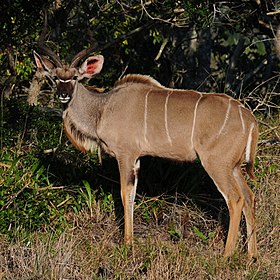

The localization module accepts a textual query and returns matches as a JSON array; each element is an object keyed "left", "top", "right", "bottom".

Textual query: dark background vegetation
[
  {"left": 1, "top": 0, "right": 279, "bottom": 234},
  {"left": 1, "top": 0, "right": 280, "bottom": 97},
  {"left": 0, "top": 1, "right": 279, "bottom": 278}
]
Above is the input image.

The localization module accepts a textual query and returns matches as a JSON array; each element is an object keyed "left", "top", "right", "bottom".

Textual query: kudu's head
[{"left": 34, "top": 45, "right": 104, "bottom": 105}]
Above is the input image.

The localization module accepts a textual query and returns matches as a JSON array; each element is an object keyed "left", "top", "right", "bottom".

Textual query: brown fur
[
  {"left": 114, "top": 74, "right": 165, "bottom": 89},
  {"left": 63, "top": 112, "right": 98, "bottom": 153},
  {"left": 85, "top": 85, "right": 105, "bottom": 93},
  {"left": 35, "top": 51, "right": 259, "bottom": 260}
]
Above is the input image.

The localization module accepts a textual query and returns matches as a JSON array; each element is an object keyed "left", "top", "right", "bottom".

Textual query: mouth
[{"left": 59, "top": 96, "right": 71, "bottom": 104}]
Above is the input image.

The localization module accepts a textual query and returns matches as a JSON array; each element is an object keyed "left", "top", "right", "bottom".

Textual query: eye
[
  {"left": 72, "top": 76, "right": 78, "bottom": 81},
  {"left": 51, "top": 77, "right": 60, "bottom": 85}
]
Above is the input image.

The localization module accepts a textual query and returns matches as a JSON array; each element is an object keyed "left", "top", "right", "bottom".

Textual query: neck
[{"left": 62, "top": 82, "right": 110, "bottom": 153}]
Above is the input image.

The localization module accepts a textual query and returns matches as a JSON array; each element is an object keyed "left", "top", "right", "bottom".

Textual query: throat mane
[{"left": 63, "top": 113, "right": 98, "bottom": 153}]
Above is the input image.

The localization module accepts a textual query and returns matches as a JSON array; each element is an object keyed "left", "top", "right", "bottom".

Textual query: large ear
[
  {"left": 33, "top": 51, "right": 56, "bottom": 76},
  {"left": 78, "top": 55, "right": 104, "bottom": 80}
]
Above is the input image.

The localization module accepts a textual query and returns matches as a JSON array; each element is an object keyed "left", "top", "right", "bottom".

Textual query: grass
[{"left": 0, "top": 98, "right": 279, "bottom": 279}]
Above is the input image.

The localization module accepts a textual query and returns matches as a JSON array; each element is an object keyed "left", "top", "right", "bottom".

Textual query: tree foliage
[{"left": 0, "top": 0, "right": 279, "bottom": 106}]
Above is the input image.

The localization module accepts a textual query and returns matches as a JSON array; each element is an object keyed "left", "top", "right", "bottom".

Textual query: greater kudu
[{"left": 34, "top": 45, "right": 258, "bottom": 259}]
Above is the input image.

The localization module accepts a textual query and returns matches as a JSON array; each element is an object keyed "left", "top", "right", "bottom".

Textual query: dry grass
[{"left": 0, "top": 117, "right": 279, "bottom": 280}]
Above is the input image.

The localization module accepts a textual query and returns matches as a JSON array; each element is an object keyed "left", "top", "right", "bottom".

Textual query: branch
[
  {"left": 275, "top": 26, "right": 280, "bottom": 59},
  {"left": 139, "top": 0, "right": 189, "bottom": 27},
  {"left": 267, "top": 10, "right": 280, "bottom": 15},
  {"left": 97, "top": 23, "right": 151, "bottom": 52},
  {"left": 27, "top": 70, "right": 45, "bottom": 106},
  {"left": 225, "top": 37, "right": 245, "bottom": 92},
  {"left": 38, "top": 9, "right": 49, "bottom": 46},
  {"left": 235, "top": 58, "right": 267, "bottom": 94},
  {"left": 155, "top": 38, "right": 169, "bottom": 61}
]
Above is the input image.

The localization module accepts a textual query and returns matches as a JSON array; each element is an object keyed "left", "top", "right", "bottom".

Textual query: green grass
[{"left": 0, "top": 98, "right": 279, "bottom": 279}]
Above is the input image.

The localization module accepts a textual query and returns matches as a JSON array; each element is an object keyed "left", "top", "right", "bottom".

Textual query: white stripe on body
[
  {"left": 218, "top": 99, "right": 232, "bottom": 136},
  {"left": 144, "top": 90, "right": 152, "bottom": 143},
  {"left": 191, "top": 93, "right": 203, "bottom": 149},
  {"left": 238, "top": 105, "right": 245, "bottom": 134},
  {"left": 164, "top": 92, "right": 173, "bottom": 145}
]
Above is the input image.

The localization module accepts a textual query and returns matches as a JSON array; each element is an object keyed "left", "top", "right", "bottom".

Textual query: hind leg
[
  {"left": 233, "top": 166, "right": 257, "bottom": 259},
  {"left": 201, "top": 159, "right": 245, "bottom": 257}
]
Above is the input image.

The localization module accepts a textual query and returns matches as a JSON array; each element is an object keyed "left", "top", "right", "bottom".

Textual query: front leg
[{"left": 117, "top": 157, "right": 140, "bottom": 244}]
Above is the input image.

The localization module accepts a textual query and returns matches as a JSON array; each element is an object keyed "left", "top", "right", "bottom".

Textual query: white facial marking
[
  {"left": 164, "top": 92, "right": 173, "bottom": 145},
  {"left": 59, "top": 79, "right": 73, "bottom": 83},
  {"left": 59, "top": 96, "right": 71, "bottom": 103},
  {"left": 218, "top": 98, "right": 231, "bottom": 136},
  {"left": 191, "top": 93, "right": 203, "bottom": 149}
]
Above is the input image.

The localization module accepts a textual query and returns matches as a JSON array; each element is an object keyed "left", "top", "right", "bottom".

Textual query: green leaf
[{"left": 193, "top": 226, "right": 208, "bottom": 242}]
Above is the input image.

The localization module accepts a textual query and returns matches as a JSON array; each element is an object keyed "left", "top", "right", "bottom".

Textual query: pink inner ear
[
  {"left": 86, "top": 59, "right": 99, "bottom": 74},
  {"left": 35, "top": 55, "right": 43, "bottom": 69}
]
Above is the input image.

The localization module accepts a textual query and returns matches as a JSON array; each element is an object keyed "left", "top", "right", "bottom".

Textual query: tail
[
  {"left": 245, "top": 123, "right": 259, "bottom": 180},
  {"left": 246, "top": 161, "right": 256, "bottom": 181}
]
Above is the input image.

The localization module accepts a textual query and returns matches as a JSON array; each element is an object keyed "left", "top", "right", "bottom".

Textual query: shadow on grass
[
  {"left": 2, "top": 98, "right": 229, "bottom": 238},
  {"left": 38, "top": 149, "right": 229, "bottom": 240}
]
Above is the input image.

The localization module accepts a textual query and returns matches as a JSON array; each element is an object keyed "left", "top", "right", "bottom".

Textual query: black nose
[{"left": 60, "top": 92, "right": 69, "bottom": 98}]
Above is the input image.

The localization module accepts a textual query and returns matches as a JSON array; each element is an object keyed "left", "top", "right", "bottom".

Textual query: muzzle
[
  {"left": 57, "top": 82, "right": 74, "bottom": 104},
  {"left": 59, "top": 92, "right": 71, "bottom": 104}
]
